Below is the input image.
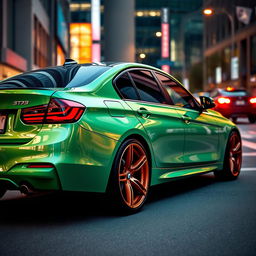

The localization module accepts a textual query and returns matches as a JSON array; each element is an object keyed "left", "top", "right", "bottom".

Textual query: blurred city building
[
  {"left": 70, "top": 0, "right": 203, "bottom": 91},
  {"left": 0, "top": 0, "right": 70, "bottom": 80},
  {"left": 70, "top": 0, "right": 95, "bottom": 63},
  {"left": 136, "top": 0, "right": 203, "bottom": 91},
  {"left": 70, "top": 0, "right": 135, "bottom": 63},
  {"left": 203, "top": 0, "right": 256, "bottom": 94}
]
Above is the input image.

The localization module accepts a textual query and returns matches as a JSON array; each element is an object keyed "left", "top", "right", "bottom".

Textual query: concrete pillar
[
  {"left": 14, "top": 0, "right": 33, "bottom": 70},
  {"left": 104, "top": 0, "right": 135, "bottom": 62},
  {"left": 0, "top": 0, "right": 8, "bottom": 49}
]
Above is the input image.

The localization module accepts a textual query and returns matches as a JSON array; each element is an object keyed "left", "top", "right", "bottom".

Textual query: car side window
[
  {"left": 115, "top": 72, "right": 140, "bottom": 100},
  {"left": 155, "top": 72, "right": 198, "bottom": 109},
  {"left": 129, "top": 70, "right": 166, "bottom": 104}
]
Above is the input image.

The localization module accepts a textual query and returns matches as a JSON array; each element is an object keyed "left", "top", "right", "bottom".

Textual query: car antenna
[{"left": 63, "top": 58, "right": 77, "bottom": 67}]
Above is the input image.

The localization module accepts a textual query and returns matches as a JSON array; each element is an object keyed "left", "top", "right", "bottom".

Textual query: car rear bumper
[
  {"left": 0, "top": 165, "right": 60, "bottom": 192},
  {"left": 214, "top": 106, "right": 256, "bottom": 118},
  {"left": 0, "top": 124, "right": 118, "bottom": 193}
]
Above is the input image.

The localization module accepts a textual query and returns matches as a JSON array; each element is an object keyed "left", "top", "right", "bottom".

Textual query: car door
[
  {"left": 155, "top": 72, "right": 220, "bottom": 165},
  {"left": 114, "top": 69, "right": 185, "bottom": 168}
]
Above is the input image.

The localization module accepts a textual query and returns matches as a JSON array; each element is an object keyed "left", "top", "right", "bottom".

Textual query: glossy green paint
[
  {"left": 0, "top": 118, "right": 120, "bottom": 192},
  {"left": 124, "top": 100, "right": 185, "bottom": 167},
  {"left": 0, "top": 165, "right": 60, "bottom": 190},
  {"left": 159, "top": 166, "right": 218, "bottom": 179},
  {"left": 0, "top": 63, "right": 238, "bottom": 193},
  {"left": 0, "top": 90, "right": 55, "bottom": 143},
  {"left": 174, "top": 107, "right": 220, "bottom": 163}
]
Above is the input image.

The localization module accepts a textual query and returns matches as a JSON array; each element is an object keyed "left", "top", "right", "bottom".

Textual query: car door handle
[
  {"left": 137, "top": 108, "right": 151, "bottom": 117},
  {"left": 182, "top": 115, "right": 191, "bottom": 124}
]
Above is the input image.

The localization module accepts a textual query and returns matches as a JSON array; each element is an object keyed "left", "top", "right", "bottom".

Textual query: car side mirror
[{"left": 199, "top": 96, "right": 215, "bottom": 110}]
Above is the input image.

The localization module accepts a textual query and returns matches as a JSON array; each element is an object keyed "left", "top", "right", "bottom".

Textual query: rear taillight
[
  {"left": 27, "top": 164, "right": 54, "bottom": 168},
  {"left": 21, "top": 98, "right": 85, "bottom": 124},
  {"left": 217, "top": 97, "right": 231, "bottom": 104},
  {"left": 249, "top": 97, "right": 256, "bottom": 104},
  {"left": 21, "top": 104, "right": 48, "bottom": 123}
]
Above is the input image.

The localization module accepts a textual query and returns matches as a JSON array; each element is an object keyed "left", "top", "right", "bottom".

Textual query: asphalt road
[{"left": 0, "top": 118, "right": 256, "bottom": 256}]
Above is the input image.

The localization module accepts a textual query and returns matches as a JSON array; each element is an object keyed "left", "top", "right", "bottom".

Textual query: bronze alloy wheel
[
  {"left": 117, "top": 141, "right": 150, "bottom": 209},
  {"left": 228, "top": 132, "right": 242, "bottom": 177},
  {"left": 215, "top": 131, "right": 242, "bottom": 180}
]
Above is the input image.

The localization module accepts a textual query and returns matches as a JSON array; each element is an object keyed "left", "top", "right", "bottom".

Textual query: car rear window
[
  {"left": 221, "top": 90, "right": 249, "bottom": 96},
  {"left": 65, "top": 66, "right": 110, "bottom": 88},
  {"left": 0, "top": 65, "right": 110, "bottom": 89}
]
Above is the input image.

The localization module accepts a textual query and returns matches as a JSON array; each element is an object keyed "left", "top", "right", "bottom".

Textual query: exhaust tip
[{"left": 20, "top": 184, "right": 34, "bottom": 195}]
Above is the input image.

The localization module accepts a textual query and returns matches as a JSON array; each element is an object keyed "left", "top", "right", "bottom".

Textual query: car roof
[{"left": 0, "top": 62, "right": 182, "bottom": 91}]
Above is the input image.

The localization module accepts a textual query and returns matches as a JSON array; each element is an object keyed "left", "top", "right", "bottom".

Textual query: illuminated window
[
  {"left": 0, "top": 64, "right": 21, "bottom": 80},
  {"left": 57, "top": 45, "right": 65, "bottom": 66},
  {"left": 149, "top": 11, "right": 157, "bottom": 17},
  {"left": 70, "top": 3, "right": 91, "bottom": 11},
  {"left": 136, "top": 10, "right": 161, "bottom": 17},
  {"left": 137, "top": 11, "right": 144, "bottom": 17},
  {"left": 70, "top": 23, "right": 92, "bottom": 63}
]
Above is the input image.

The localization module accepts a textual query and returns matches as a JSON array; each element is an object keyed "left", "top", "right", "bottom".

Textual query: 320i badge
[{"left": 0, "top": 60, "right": 242, "bottom": 213}]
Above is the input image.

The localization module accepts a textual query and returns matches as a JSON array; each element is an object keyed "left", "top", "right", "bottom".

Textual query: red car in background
[{"left": 209, "top": 88, "right": 256, "bottom": 123}]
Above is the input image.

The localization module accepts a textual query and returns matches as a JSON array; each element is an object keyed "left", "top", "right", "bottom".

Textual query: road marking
[
  {"left": 243, "top": 152, "right": 256, "bottom": 156},
  {"left": 242, "top": 139, "right": 256, "bottom": 150},
  {"left": 240, "top": 129, "right": 256, "bottom": 138},
  {"left": 241, "top": 134, "right": 254, "bottom": 139},
  {"left": 241, "top": 167, "right": 256, "bottom": 172}
]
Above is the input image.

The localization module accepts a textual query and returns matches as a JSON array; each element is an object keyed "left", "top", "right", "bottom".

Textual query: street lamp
[
  {"left": 137, "top": 30, "right": 162, "bottom": 62},
  {"left": 203, "top": 8, "right": 214, "bottom": 16},
  {"left": 203, "top": 7, "right": 235, "bottom": 57},
  {"left": 155, "top": 31, "right": 162, "bottom": 37},
  {"left": 203, "top": 7, "right": 236, "bottom": 88},
  {"left": 139, "top": 53, "right": 146, "bottom": 59}
]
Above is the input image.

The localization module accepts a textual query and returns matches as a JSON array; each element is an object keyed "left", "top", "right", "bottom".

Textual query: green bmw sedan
[{"left": 0, "top": 60, "right": 242, "bottom": 212}]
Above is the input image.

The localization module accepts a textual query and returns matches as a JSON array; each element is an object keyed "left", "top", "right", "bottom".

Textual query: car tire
[
  {"left": 214, "top": 131, "right": 242, "bottom": 180},
  {"left": 108, "top": 139, "right": 150, "bottom": 213},
  {"left": 248, "top": 115, "right": 256, "bottom": 124},
  {"left": 0, "top": 189, "right": 6, "bottom": 199},
  {"left": 231, "top": 117, "right": 237, "bottom": 123}
]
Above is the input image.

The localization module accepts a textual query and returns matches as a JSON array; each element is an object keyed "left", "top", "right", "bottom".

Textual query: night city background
[
  {"left": 0, "top": 1, "right": 256, "bottom": 256},
  {"left": 1, "top": 0, "right": 256, "bottom": 94}
]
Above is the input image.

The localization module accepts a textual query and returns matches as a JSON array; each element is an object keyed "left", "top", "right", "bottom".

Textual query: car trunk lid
[
  {"left": 229, "top": 95, "right": 250, "bottom": 107},
  {"left": 0, "top": 89, "right": 55, "bottom": 144}
]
